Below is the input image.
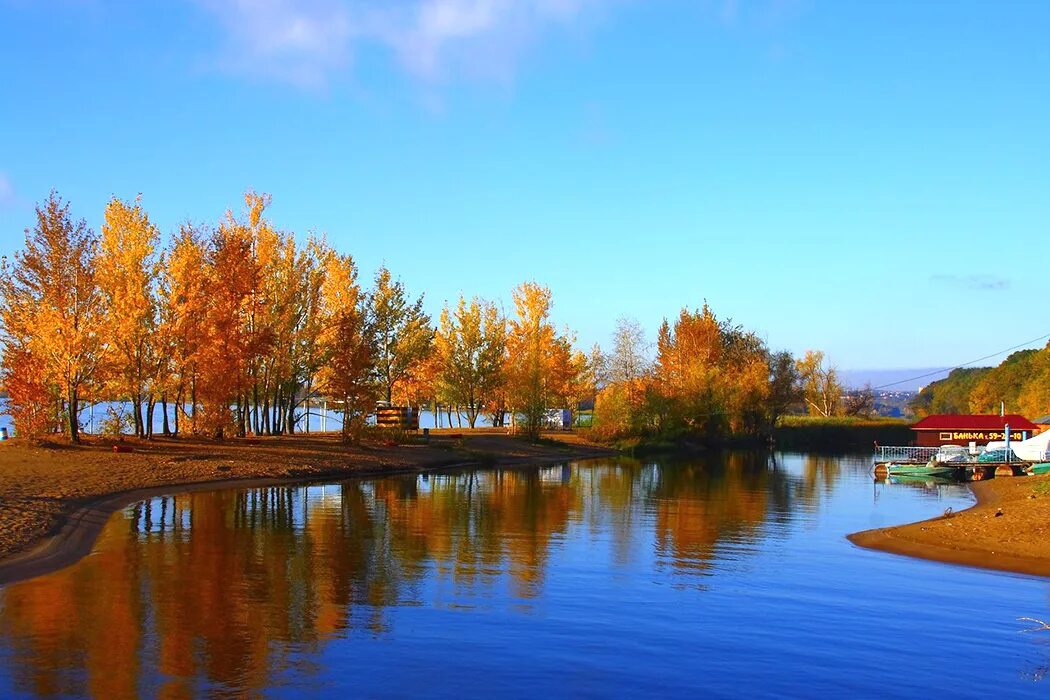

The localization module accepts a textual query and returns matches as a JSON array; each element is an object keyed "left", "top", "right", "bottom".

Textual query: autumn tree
[
  {"left": 196, "top": 209, "right": 258, "bottom": 437},
  {"left": 97, "top": 196, "right": 161, "bottom": 437},
  {"left": 369, "top": 266, "right": 433, "bottom": 405},
  {"left": 315, "top": 252, "right": 374, "bottom": 443},
  {"left": 766, "top": 350, "right": 801, "bottom": 431},
  {"left": 0, "top": 192, "right": 105, "bottom": 442},
  {"left": 796, "top": 350, "right": 842, "bottom": 417},
  {"left": 505, "top": 282, "right": 578, "bottom": 438},
  {"left": 652, "top": 305, "right": 729, "bottom": 436},
  {"left": 158, "top": 224, "right": 209, "bottom": 435},
  {"left": 276, "top": 235, "right": 331, "bottom": 434},
  {"left": 434, "top": 296, "right": 506, "bottom": 428}
]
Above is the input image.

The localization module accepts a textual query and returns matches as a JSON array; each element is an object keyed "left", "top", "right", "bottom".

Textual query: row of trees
[
  {"left": 0, "top": 189, "right": 852, "bottom": 446},
  {"left": 588, "top": 310, "right": 853, "bottom": 442},
  {"left": 910, "top": 348, "right": 1050, "bottom": 418},
  {"left": 0, "top": 191, "right": 586, "bottom": 443}
]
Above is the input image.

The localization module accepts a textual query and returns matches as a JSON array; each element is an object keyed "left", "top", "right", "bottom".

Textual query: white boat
[
  {"left": 984, "top": 431, "right": 1050, "bottom": 462},
  {"left": 934, "top": 445, "right": 970, "bottom": 463}
]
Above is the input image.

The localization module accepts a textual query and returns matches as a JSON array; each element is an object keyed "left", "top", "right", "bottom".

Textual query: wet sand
[
  {"left": 849, "top": 474, "right": 1050, "bottom": 578},
  {"left": 0, "top": 430, "right": 614, "bottom": 584}
]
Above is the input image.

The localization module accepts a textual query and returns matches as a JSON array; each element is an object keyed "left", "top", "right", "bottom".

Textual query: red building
[{"left": 911, "top": 414, "right": 1038, "bottom": 447}]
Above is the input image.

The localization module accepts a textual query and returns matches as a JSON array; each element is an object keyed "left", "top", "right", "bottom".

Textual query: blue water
[
  {"left": 0, "top": 399, "right": 498, "bottom": 437},
  {"left": 0, "top": 453, "right": 1047, "bottom": 698}
]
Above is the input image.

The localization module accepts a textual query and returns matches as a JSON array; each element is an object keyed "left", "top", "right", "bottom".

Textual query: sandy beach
[
  {"left": 849, "top": 474, "right": 1050, "bottom": 578},
  {"left": 0, "top": 430, "right": 614, "bottom": 584}
]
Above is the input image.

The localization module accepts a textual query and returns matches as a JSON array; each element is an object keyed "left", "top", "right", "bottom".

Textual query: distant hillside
[{"left": 839, "top": 368, "right": 951, "bottom": 392}]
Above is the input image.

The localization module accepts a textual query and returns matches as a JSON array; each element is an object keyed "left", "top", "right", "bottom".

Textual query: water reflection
[{"left": 0, "top": 453, "right": 980, "bottom": 697}]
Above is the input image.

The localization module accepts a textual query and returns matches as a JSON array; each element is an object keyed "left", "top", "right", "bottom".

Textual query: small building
[
  {"left": 1033, "top": 415, "right": 1050, "bottom": 434},
  {"left": 910, "top": 414, "right": 1038, "bottom": 447}
]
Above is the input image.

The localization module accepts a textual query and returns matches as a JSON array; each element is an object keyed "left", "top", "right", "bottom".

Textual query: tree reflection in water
[{"left": 0, "top": 454, "right": 825, "bottom": 697}]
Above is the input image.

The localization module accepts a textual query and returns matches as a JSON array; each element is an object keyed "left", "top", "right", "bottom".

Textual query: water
[
  {"left": 1, "top": 400, "right": 498, "bottom": 438},
  {"left": 0, "top": 452, "right": 1048, "bottom": 698}
]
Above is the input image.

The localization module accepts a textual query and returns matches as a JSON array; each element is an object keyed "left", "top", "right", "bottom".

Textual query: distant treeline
[
  {"left": 0, "top": 189, "right": 851, "bottom": 447},
  {"left": 909, "top": 348, "right": 1050, "bottom": 418}
]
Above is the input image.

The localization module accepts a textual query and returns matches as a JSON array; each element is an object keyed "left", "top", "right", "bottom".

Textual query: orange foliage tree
[
  {"left": 196, "top": 209, "right": 258, "bottom": 437},
  {"left": 504, "top": 282, "right": 581, "bottom": 438},
  {"left": 434, "top": 296, "right": 506, "bottom": 428},
  {"left": 315, "top": 252, "right": 375, "bottom": 443},
  {"left": 0, "top": 192, "right": 105, "bottom": 442},
  {"left": 97, "top": 196, "right": 162, "bottom": 437},
  {"left": 158, "top": 224, "right": 210, "bottom": 435}
]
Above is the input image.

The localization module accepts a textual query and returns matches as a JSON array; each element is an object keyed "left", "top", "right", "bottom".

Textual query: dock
[{"left": 873, "top": 445, "right": 1032, "bottom": 482}]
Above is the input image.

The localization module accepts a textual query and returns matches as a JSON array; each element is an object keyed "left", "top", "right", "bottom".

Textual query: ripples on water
[{"left": 0, "top": 452, "right": 1048, "bottom": 698}]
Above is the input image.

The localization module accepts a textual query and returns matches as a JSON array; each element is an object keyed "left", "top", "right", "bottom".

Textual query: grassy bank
[
  {"left": 773, "top": 416, "right": 911, "bottom": 451},
  {"left": 584, "top": 415, "right": 911, "bottom": 455}
]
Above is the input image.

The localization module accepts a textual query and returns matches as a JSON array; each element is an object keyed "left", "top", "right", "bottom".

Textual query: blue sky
[{"left": 1, "top": 0, "right": 1047, "bottom": 372}]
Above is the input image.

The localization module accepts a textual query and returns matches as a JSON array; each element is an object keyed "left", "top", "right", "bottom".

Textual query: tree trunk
[
  {"left": 161, "top": 395, "right": 171, "bottom": 436},
  {"left": 146, "top": 397, "right": 156, "bottom": 439},
  {"left": 132, "top": 397, "right": 143, "bottom": 438},
  {"left": 252, "top": 383, "right": 260, "bottom": 435},
  {"left": 68, "top": 387, "right": 80, "bottom": 443}
]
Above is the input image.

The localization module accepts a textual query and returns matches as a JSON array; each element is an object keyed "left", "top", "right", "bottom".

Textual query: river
[{"left": 0, "top": 453, "right": 1047, "bottom": 698}]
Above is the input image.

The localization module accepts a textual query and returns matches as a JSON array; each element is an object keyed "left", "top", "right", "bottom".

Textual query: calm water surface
[{"left": 1, "top": 453, "right": 1048, "bottom": 698}]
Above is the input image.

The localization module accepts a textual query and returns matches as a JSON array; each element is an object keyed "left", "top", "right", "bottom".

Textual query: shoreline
[
  {"left": 0, "top": 431, "right": 616, "bottom": 586},
  {"left": 848, "top": 475, "right": 1050, "bottom": 579}
]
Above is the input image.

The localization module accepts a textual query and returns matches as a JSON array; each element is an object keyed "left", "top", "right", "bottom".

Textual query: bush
[
  {"left": 773, "top": 415, "right": 911, "bottom": 450},
  {"left": 98, "top": 405, "right": 134, "bottom": 438}
]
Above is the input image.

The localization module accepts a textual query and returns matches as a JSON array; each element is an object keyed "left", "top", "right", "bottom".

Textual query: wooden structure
[
  {"left": 375, "top": 406, "right": 419, "bottom": 430},
  {"left": 910, "top": 414, "right": 1037, "bottom": 447}
]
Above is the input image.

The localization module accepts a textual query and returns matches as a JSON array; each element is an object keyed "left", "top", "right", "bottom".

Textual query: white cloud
[
  {"left": 193, "top": 0, "right": 605, "bottom": 86},
  {"left": 195, "top": 0, "right": 353, "bottom": 87}
]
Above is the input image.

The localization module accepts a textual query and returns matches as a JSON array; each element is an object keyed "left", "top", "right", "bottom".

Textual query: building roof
[
  {"left": 911, "top": 414, "right": 1039, "bottom": 431},
  {"left": 1033, "top": 415, "right": 1050, "bottom": 425}
]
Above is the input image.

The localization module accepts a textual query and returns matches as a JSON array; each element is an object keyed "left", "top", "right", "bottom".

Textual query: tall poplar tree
[{"left": 97, "top": 196, "right": 161, "bottom": 437}]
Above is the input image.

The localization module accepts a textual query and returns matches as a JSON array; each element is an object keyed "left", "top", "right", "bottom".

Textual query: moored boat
[
  {"left": 1026, "top": 462, "right": 1050, "bottom": 476},
  {"left": 884, "top": 461, "right": 958, "bottom": 479}
]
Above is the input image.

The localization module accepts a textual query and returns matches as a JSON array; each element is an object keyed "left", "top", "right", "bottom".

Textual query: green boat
[
  {"left": 885, "top": 462, "right": 958, "bottom": 478},
  {"left": 888, "top": 474, "right": 956, "bottom": 486},
  {"left": 1027, "top": 462, "right": 1050, "bottom": 476}
]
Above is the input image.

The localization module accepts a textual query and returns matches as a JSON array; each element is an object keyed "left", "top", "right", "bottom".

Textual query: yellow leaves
[
  {"left": 434, "top": 295, "right": 506, "bottom": 426},
  {"left": 316, "top": 253, "right": 374, "bottom": 442},
  {"left": 796, "top": 349, "right": 842, "bottom": 418},
  {"left": 369, "top": 266, "right": 433, "bottom": 404},
  {"left": 97, "top": 196, "right": 163, "bottom": 412},
  {"left": 505, "top": 282, "right": 582, "bottom": 436},
  {"left": 0, "top": 192, "right": 106, "bottom": 440}
]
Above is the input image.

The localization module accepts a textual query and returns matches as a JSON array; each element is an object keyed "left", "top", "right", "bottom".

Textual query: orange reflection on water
[{"left": 0, "top": 456, "right": 805, "bottom": 697}]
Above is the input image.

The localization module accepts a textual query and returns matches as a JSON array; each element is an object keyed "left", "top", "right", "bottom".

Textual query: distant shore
[
  {"left": 849, "top": 475, "right": 1050, "bottom": 578},
  {"left": 0, "top": 430, "right": 615, "bottom": 585}
]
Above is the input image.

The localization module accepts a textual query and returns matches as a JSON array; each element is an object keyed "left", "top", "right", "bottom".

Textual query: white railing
[{"left": 874, "top": 446, "right": 940, "bottom": 463}]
